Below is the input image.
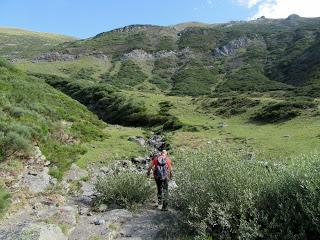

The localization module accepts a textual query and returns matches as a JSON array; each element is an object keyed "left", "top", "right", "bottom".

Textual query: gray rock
[
  {"left": 93, "top": 219, "right": 106, "bottom": 225},
  {"left": 0, "top": 223, "right": 67, "bottom": 240},
  {"left": 213, "top": 36, "right": 265, "bottom": 57},
  {"left": 128, "top": 136, "right": 146, "bottom": 146},
  {"left": 63, "top": 163, "right": 88, "bottom": 181},
  {"left": 132, "top": 157, "right": 146, "bottom": 164},
  {"left": 80, "top": 181, "right": 95, "bottom": 197},
  {"left": 44, "top": 161, "right": 51, "bottom": 166},
  {"left": 24, "top": 167, "right": 51, "bottom": 193},
  {"left": 36, "top": 206, "right": 77, "bottom": 226},
  {"left": 33, "top": 52, "right": 79, "bottom": 62},
  {"left": 121, "top": 49, "right": 154, "bottom": 61},
  {"left": 103, "top": 209, "right": 133, "bottom": 225}
]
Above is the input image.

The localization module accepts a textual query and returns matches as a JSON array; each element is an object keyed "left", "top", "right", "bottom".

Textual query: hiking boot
[{"left": 161, "top": 203, "right": 168, "bottom": 211}]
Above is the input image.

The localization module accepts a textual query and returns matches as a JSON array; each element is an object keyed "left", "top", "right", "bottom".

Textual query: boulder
[
  {"left": 24, "top": 167, "right": 51, "bottom": 193},
  {"left": 63, "top": 163, "right": 88, "bottom": 181},
  {"left": 128, "top": 136, "right": 146, "bottom": 146}
]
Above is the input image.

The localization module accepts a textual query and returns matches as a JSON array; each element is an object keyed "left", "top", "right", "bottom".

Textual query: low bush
[
  {"left": 172, "top": 147, "right": 320, "bottom": 239},
  {"left": 202, "top": 96, "right": 260, "bottom": 117},
  {"left": 251, "top": 99, "right": 316, "bottom": 123},
  {"left": 0, "top": 122, "right": 33, "bottom": 161},
  {"left": 95, "top": 171, "right": 153, "bottom": 208},
  {"left": 0, "top": 187, "right": 10, "bottom": 216}
]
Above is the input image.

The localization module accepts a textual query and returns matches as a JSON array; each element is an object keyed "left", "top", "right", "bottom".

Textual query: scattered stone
[
  {"left": 218, "top": 122, "right": 228, "bottom": 128},
  {"left": 49, "top": 178, "right": 57, "bottom": 185},
  {"left": 44, "top": 161, "right": 51, "bottom": 166},
  {"left": 78, "top": 207, "right": 89, "bottom": 215},
  {"left": 93, "top": 219, "right": 106, "bottom": 225},
  {"left": 132, "top": 157, "right": 146, "bottom": 165},
  {"left": 28, "top": 171, "right": 38, "bottom": 176}
]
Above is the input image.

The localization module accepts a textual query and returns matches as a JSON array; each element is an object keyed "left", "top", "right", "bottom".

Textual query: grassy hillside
[
  {"left": 0, "top": 27, "right": 75, "bottom": 59},
  {"left": 0, "top": 59, "right": 147, "bottom": 215}
]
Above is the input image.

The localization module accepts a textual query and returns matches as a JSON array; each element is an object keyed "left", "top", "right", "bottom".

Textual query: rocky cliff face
[{"left": 213, "top": 37, "right": 265, "bottom": 57}]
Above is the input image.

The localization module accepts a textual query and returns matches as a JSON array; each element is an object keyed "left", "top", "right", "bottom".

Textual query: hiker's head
[{"left": 161, "top": 150, "right": 168, "bottom": 156}]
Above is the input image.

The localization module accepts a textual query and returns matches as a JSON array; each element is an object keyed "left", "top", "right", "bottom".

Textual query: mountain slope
[
  {"left": 38, "top": 15, "right": 318, "bottom": 96},
  {"left": 0, "top": 59, "right": 107, "bottom": 178},
  {"left": 0, "top": 27, "right": 75, "bottom": 59}
]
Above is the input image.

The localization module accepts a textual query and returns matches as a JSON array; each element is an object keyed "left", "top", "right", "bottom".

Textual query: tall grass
[{"left": 172, "top": 146, "right": 320, "bottom": 239}]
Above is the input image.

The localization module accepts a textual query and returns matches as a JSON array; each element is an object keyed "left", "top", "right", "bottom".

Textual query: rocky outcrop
[
  {"left": 213, "top": 37, "right": 254, "bottom": 57},
  {"left": 110, "top": 24, "right": 159, "bottom": 33},
  {"left": 120, "top": 49, "right": 154, "bottom": 61},
  {"left": 32, "top": 52, "right": 79, "bottom": 62}
]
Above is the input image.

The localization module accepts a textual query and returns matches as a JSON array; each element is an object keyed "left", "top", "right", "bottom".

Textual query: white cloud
[{"left": 237, "top": 0, "right": 320, "bottom": 19}]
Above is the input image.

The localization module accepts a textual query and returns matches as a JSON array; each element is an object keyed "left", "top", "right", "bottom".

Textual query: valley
[{"left": 0, "top": 14, "right": 320, "bottom": 239}]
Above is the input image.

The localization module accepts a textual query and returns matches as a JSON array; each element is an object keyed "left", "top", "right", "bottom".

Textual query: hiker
[{"left": 146, "top": 150, "right": 173, "bottom": 211}]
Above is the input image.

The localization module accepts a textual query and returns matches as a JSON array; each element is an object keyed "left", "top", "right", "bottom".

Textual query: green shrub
[
  {"left": 0, "top": 187, "right": 10, "bottom": 216},
  {"left": 172, "top": 147, "right": 320, "bottom": 239},
  {"left": 202, "top": 96, "right": 260, "bottom": 117},
  {"left": 95, "top": 171, "right": 153, "bottom": 208},
  {"left": 251, "top": 99, "right": 316, "bottom": 123},
  {"left": 0, "top": 131, "right": 31, "bottom": 161}
]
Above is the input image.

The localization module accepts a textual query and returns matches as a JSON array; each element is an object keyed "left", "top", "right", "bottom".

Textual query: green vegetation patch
[
  {"left": 201, "top": 96, "right": 260, "bottom": 117},
  {"left": 172, "top": 146, "right": 320, "bottom": 239},
  {"left": 0, "top": 187, "right": 10, "bottom": 216},
  {"left": 171, "top": 60, "right": 219, "bottom": 96},
  {"left": 251, "top": 99, "right": 316, "bottom": 123},
  {"left": 100, "top": 60, "right": 147, "bottom": 88}
]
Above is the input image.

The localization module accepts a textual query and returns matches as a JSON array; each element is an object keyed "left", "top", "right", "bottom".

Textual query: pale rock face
[
  {"left": 121, "top": 49, "right": 154, "bottom": 61},
  {"left": 213, "top": 37, "right": 253, "bottom": 57},
  {"left": 24, "top": 167, "right": 51, "bottom": 193},
  {"left": 63, "top": 163, "right": 88, "bottom": 182},
  {"left": 0, "top": 223, "right": 67, "bottom": 240}
]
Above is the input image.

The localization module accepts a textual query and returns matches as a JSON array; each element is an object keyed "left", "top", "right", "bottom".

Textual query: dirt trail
[{"left": 0, "top": 135, "right": 182, "bottom": 240}]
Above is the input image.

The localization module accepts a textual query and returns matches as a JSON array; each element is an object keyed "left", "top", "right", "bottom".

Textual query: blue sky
[{"left": 0, "top": 0, "right": 319, "bottom": 38}]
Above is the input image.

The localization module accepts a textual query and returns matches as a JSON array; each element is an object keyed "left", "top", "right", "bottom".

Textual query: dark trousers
[{"left": 155, "top": 178, "right": 169, "bottom": 207}]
